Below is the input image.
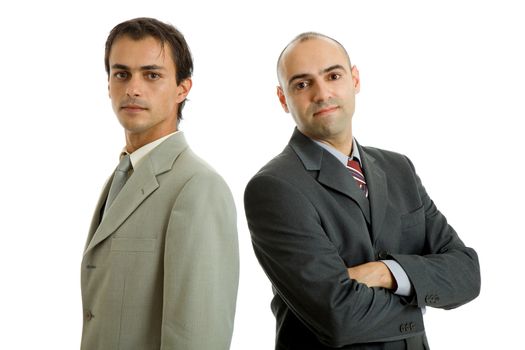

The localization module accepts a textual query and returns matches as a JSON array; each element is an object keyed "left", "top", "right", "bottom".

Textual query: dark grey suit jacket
[{"left": 244, "top": 129, "right": 480, "bottom": 349}]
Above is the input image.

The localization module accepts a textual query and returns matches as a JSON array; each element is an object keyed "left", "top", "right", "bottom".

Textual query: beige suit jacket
[{"left": 81, "top": 133, "right": 239, "bottom": 350}]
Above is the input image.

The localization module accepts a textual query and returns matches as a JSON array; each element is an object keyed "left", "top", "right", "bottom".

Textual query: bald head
[
  {"left": 277, "top": 32, "right": 352, "bottom": 86},
  {"left": 274, "top": 32, "right": 360, "bottom": 155}
]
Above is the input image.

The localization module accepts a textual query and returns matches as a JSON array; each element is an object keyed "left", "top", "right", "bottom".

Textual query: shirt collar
[
  {"left": 312, "top": 137, "right": 362, "bottom": 167},
  {"left": 121, "top": 131, "right": 180, "bottom": 168}
]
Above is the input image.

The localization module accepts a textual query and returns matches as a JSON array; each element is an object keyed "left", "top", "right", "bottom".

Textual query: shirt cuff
[{"left": 381, "top": 260, "right": 413, "bottom": 296}]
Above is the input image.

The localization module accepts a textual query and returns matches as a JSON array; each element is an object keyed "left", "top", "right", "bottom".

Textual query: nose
[
  {"left": 126, "top": 77, "right": 142, "bottom": 98},
  {"left": 312, "top": 80, "right": 332, "bottom": 103}
]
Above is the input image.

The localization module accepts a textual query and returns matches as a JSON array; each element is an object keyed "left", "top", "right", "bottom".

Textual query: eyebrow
[
  {"left": 111, "top": 64, "right": 165, "bottom": 71},
  {"left": 322, "top": 64, "right": 347, "bottom": 74},
  {"left": 288, "top": 64, "right": 347, "bottom": 86}
]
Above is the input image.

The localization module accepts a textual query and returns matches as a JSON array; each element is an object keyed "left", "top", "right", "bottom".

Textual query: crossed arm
[
  {"left": 245, "top": 174, "right": 426, "bottom": 347},
  {"left": 350, "top": 158, "right": 481, "bottom": 307},
  {"left": 245, "top": 168, "right": 480, "bottom": 346}
]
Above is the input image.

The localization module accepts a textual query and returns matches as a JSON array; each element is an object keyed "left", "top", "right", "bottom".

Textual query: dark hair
[
  {"left": 277, "top": 32, "right": 352, "bottom": 82},
  {"left": 105, "top": 17, "right": 193, "bottom": 122}
]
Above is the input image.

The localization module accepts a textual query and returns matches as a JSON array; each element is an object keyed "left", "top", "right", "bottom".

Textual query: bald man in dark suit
[{"left": 244, "top": 32, "right": 480, "bottom": 350}]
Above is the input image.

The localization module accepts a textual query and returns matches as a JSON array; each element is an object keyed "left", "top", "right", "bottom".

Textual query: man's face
[
  {"left": 108, "top": 36, "right": 190, "bottom": 145},
  {"left": 277, "top": 38, "right": 360, "bottom": 145}
]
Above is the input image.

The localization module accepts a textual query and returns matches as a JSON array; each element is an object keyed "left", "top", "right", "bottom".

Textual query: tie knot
[{"left": 117, "top": 154, "right": 132, "bottom": 173}]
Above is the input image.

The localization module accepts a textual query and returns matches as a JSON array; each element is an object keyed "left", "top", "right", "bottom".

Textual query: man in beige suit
[{"left": 81, "top": 17, "right": 239, "bottom": 349}]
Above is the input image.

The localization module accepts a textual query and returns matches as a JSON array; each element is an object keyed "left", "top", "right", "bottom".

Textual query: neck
[
  {"left": 317, "top": 138, "right": 352, "bottom": 156},
  {"left": 309, "top": 128, "right": 353, "bottom": 156},
  {"left": 125, "top": 128, "right": 177, "bottom": 153}
]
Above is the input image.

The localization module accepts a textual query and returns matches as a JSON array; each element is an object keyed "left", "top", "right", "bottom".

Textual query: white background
[{"left": 1, "top": 0, "right": 523, "bottom": 348}]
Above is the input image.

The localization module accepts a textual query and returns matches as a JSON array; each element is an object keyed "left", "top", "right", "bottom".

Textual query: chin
[{"left": 119, "top": 120, "right": 149, "bottom": 134}]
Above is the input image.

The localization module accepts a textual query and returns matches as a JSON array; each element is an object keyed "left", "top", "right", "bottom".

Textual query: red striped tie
[{"left": 346, "top": 158, "right": 368, "bottom": 197}]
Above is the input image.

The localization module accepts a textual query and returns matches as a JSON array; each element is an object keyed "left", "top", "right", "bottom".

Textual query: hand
[{"left": 347, "top": 261, "right": 397, "bottom": 290}]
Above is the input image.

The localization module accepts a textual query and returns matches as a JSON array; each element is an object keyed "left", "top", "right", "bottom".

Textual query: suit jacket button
[
  {"left": 400, "top": 323, "right": 410, "bottom": 333},
  {"left": 378, "top": 250, "right": 390, "bottom": 260},
  {"left": 410, "top": 322, "right": 416, "bottom": 331}
]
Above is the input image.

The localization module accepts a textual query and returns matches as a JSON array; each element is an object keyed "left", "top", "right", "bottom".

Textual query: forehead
[
  {"left": 279, "top": 38, "right": 349, "bottom": 81},
  {"left": 109, "top": 36, "right": 173, "bottom": 68}
]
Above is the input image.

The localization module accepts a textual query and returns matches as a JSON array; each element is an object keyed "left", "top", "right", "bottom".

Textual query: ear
[
  {"left": 175, "top": 78, "right": 193, "bottom": 103},
  {"left": 277, "top": 86, "right": 289, "bottom": 113},
  {"left": 351, "top": 65, "right": 360, "bottom": 94}
]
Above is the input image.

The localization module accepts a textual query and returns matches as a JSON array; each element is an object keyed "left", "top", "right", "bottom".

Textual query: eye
[
  {"left": 295, "top": 81, "right": 310, "bottom": 90},
  {"left": 114, "top": 71, "right": 129, "bottom": 80},
  {"left": 146, "top": 72, "right": 161, "bottom": 80},
  {"left": 329, "top": 73, "right": 341, "bottom": 80}
]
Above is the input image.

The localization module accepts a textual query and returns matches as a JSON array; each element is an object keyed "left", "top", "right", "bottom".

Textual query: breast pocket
[
  {"left": 400, "top": 206, "right": 425, "bottom": 252},
  {"left": 110, "top": 238, "right": 156, "bottom": 252}
]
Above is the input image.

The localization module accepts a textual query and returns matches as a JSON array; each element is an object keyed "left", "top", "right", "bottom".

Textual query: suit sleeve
[
  {"left": 244, "top": 174, "right": 424, "bottom": 347},
  {"left": 389, "top": 158, "right": 481, "bottom": 309},
  {"left": 160, "top": 171, "right": 239, "bottom": 350}
]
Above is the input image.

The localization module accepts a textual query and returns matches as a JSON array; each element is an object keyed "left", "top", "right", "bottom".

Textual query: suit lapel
[
  {"left": 289, "top": 129, "right": 371, "bottom": 223},
  {"left": 317, "top": 158, "right": 371, "bottom": 223},
  {"left": 84, "top": 178, "right": 111, "bottom": 251},
  {"left": 84, "top": 133, "right": 189, "bottom": 255},
  {"left": 359, "top": 145, "right": 388, "bottom": 243}
]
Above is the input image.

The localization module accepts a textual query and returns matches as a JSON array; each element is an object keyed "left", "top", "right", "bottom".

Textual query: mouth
[
  {"left": 313, "top": 105, "right": 339, "bottom": 117},
  {"left": 120, "top": 104, "right": 147, "bottom": 112}
]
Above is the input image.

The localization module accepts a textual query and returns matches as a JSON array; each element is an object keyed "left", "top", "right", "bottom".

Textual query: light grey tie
[{"left": 104, "top": 154, "right": 132, "bottom": 215}]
